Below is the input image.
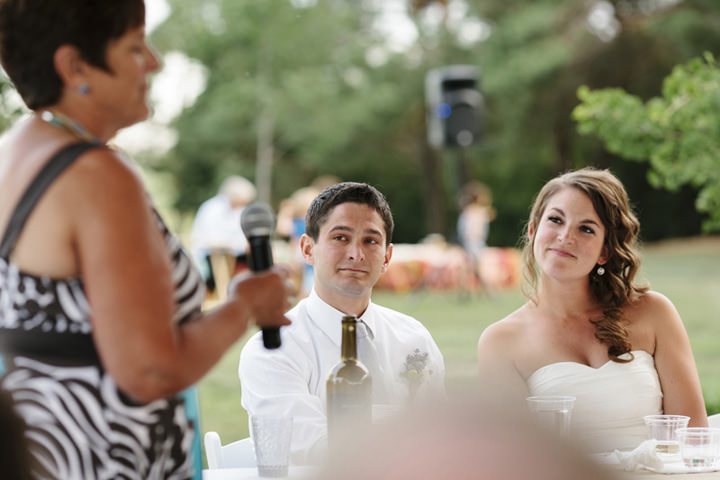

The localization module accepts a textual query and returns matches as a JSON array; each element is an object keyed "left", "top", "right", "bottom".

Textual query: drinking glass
[
  {"left": 251, "top": 414, "right": 293, "bottom": 477},
  {"left": 676, "top": 427, "right": 720, "bottom": 470},
  {"left": 643, "top": 414, "right": 690, "bottom": 460},
  {"left": 526, "top": 396, "right": 575, "bottom": 436}
]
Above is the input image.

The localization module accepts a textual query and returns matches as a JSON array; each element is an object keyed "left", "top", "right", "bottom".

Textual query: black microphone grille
[{"left": 241, "top": 202, "right": 275, "bottom": 237}]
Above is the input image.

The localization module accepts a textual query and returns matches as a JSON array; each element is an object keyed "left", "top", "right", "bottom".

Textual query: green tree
[
  {"left": 573, "top": 53, "right": 720, "bottom": 232},
  {"left": 461, "top": 0, "right": 720, "bottom": 242},
  {"left": 151, "top": 0, "right": 456, "bottom": 241},
  {"left": 147, "top": 0, "right": 720, "bottom": 244},
  {"left": 0, "top": 73, "right": 27, "bottom": 131},
  {"left": 152, "top": 2, "right": 386, "bottom": 200}
]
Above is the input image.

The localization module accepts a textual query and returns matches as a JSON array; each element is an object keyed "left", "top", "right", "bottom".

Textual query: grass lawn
[{"left": 196, "top": 235, "right": 720, "bottom": 447}]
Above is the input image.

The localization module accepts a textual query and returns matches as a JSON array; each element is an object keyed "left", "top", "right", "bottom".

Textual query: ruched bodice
[{"left": 527, "top": 350, "right": 662, "bottom": 452}]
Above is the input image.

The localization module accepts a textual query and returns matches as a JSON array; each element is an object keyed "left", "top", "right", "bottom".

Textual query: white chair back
[
  {"left": 708, "top": 413, "right": 720, "bottom": 428},
  {"left": 204, "top": 431, "right": 256, "bottom": 469}
]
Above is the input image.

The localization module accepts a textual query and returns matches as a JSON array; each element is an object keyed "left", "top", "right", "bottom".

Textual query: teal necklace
[{"left": 40, "top": 110, "right": 103, "bottom": 145}]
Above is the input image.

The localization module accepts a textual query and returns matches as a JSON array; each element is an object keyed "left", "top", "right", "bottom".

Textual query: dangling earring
[
  {"left": 78, "top": 84, "right": 91, "bottom": 95},
  {"left": 596, "top": 265, "right": 605, "bottom": 276}
]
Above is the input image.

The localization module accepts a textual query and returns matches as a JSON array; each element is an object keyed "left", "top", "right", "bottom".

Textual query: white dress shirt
[{"left": 239, "top": 289, "right": 445, "bottom": 464}]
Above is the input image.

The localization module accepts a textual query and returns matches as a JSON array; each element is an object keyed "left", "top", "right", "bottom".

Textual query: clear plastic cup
[
  {"left": 251, "top": 414, "right": 293, "bottom": 477},
  {"left": 676, "top": 427, "right": 720, "bottom": 470},
  {"left": 643, "top": 414, "right": 690, "bottom": 460},
  {"left": 526, "top": 396, "right": 575, "bottom": 436}
]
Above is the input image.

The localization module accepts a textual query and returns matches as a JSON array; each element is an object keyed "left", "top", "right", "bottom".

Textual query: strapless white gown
[{"left": 527, "top": 350, "right": 662, "bottom": 452}]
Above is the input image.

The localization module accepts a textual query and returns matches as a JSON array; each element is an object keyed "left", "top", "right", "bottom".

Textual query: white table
[
  {"left": 203, "top": 466, "right": 720, "bottom": 480},
  {"left": 593, "top": 449, "right": 720, "bottom": 479},
  {"left": 622, "top": 470, "right": 720, "bottom": 479},
  {"left": 203, "top": 466, "right": 318, "bottom": 480},
  {"left": 604, "top": 457, "right": 720, "bottom": 479}
]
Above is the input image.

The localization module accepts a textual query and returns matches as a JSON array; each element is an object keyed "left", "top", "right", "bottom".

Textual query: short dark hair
[
  {"left": 0, "top": 0, "right": 146, "bottom": 110},
  {"left": 305, "top": 182, "right": 394, "bottom": 245}
]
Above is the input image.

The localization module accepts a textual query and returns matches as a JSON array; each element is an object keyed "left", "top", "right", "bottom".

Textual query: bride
[{"left": 476, "top": 167, "right": 707, "bottom": 452}]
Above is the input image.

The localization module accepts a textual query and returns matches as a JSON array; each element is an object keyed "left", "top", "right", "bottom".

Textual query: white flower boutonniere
[{"left": 400, "top": 348, "right": 433, "bottom": 402}]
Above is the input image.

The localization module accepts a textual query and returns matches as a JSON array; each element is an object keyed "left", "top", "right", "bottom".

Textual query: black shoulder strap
[{"left": 0, "top": 142, "right": 98, "bottom": 259}]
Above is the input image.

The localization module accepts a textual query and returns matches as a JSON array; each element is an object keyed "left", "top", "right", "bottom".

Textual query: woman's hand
[{"left": 228, "top": 265, "right": 294, "bottom": 329}]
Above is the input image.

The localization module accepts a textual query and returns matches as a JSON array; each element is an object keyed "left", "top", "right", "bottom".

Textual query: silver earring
[
  {"left": 79, "top": 84, "right": 90, "bottom": 95},
  {"left": 596, "top": 266, "right": 605, "bottom": 276}
]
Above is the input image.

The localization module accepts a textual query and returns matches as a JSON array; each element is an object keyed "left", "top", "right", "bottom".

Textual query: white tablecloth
[
  {"left": 597, "top": 453, "right": 720, "bottom": 479},
  {"left": 203, "top": 466, "right": 720, "bottom": 480},
  {"left": 622, "top": 471, "right": 720, "bottom": 479},
  {"left": 203, "top": 462, "right": 720, "bottom": 479},
  {"left": 203, "top": 466, "right": 318, "bottom": 480}
]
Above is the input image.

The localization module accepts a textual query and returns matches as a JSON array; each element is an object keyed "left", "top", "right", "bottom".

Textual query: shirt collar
[{"left": 306, "top": 288, "right": 376, "bottom": 345}]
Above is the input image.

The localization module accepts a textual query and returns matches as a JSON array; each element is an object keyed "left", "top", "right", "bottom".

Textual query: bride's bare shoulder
[{"left": 478, "top": 303, "right": 533, "bottom": 353}]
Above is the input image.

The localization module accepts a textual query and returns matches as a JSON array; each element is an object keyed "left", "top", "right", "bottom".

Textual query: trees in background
[
  {"left": 574, "top": 53, "right": 720, "bottom": 232},
  {"left": 463, "top": 0, "right": 720, "bottom": 242},
  {"left": 145, "top": 1, "right": 720, "bottom": 243},
  {"left": 0, "top": 77, "right": 26, "bottom": 132}
]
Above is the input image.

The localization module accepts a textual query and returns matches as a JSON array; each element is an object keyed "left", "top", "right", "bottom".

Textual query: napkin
[
  {"left": 613, "top": 440, "right": 720, "bottom": 474},
  {"left": 614, "top": 439, "right": 664, "bottom": 472}
]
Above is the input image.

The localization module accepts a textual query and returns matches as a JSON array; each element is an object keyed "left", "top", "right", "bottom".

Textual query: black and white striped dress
[{"left": 0, "top": 143, "right": 206, "bottom": 479}]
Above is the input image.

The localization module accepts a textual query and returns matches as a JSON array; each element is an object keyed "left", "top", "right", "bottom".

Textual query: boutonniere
[{"left": 400, "top": 348, "right": 433, "bottom": 401}]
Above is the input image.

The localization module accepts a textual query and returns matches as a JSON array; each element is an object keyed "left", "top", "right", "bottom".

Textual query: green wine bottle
[{"left": 326, "top": 315, "right": 372, "bottom": 449}]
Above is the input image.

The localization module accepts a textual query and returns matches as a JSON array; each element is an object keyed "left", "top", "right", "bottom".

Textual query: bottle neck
[{"left": 340, "top": 316, "right": 358, "bottom": 362}]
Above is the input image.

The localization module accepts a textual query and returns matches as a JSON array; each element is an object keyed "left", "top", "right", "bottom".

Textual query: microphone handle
[
  {"left": 247, "top": 235, "right": 281, "bottom": 349},
  {"left": 248, "top": 235, "right": 273, "bottom": 271}
]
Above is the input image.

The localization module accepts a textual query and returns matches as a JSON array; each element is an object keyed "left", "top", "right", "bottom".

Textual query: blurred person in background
[
  {"left": 276, "top": 176, "right": 340, "bottom": 297},
  {"left": 457, "top": 180, "right": 495, "bottom": 296},
  {"left": 476, "top": 167, "right": 706, "bottom": 452},
  {"left": 288, "top": 186, "right": 320, "bottom": 296},
  {"left": 0, "top": 1, "right": 291, "bottom": 478},
  {"left": 191, "top": 175, "right": 256, "bottom": 291}
]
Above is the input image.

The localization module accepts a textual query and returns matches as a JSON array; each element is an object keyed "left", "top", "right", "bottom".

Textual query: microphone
[{"left": 240, "top": 202, "right": 282, "bottom": 349}]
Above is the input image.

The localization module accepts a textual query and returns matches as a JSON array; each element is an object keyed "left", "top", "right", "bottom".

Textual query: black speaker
[{"left": 425, "top": 65, "right": 483, "bottom": 148}]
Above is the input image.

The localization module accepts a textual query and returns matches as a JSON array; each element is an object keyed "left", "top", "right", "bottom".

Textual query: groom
[{"left": 238, "top": 182, "right": 445, "bottom": 464}]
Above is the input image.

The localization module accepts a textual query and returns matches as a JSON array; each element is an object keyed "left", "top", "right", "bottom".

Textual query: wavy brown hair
[{"left": 521, "top": 168, "right": 648, "bottom": 362}]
